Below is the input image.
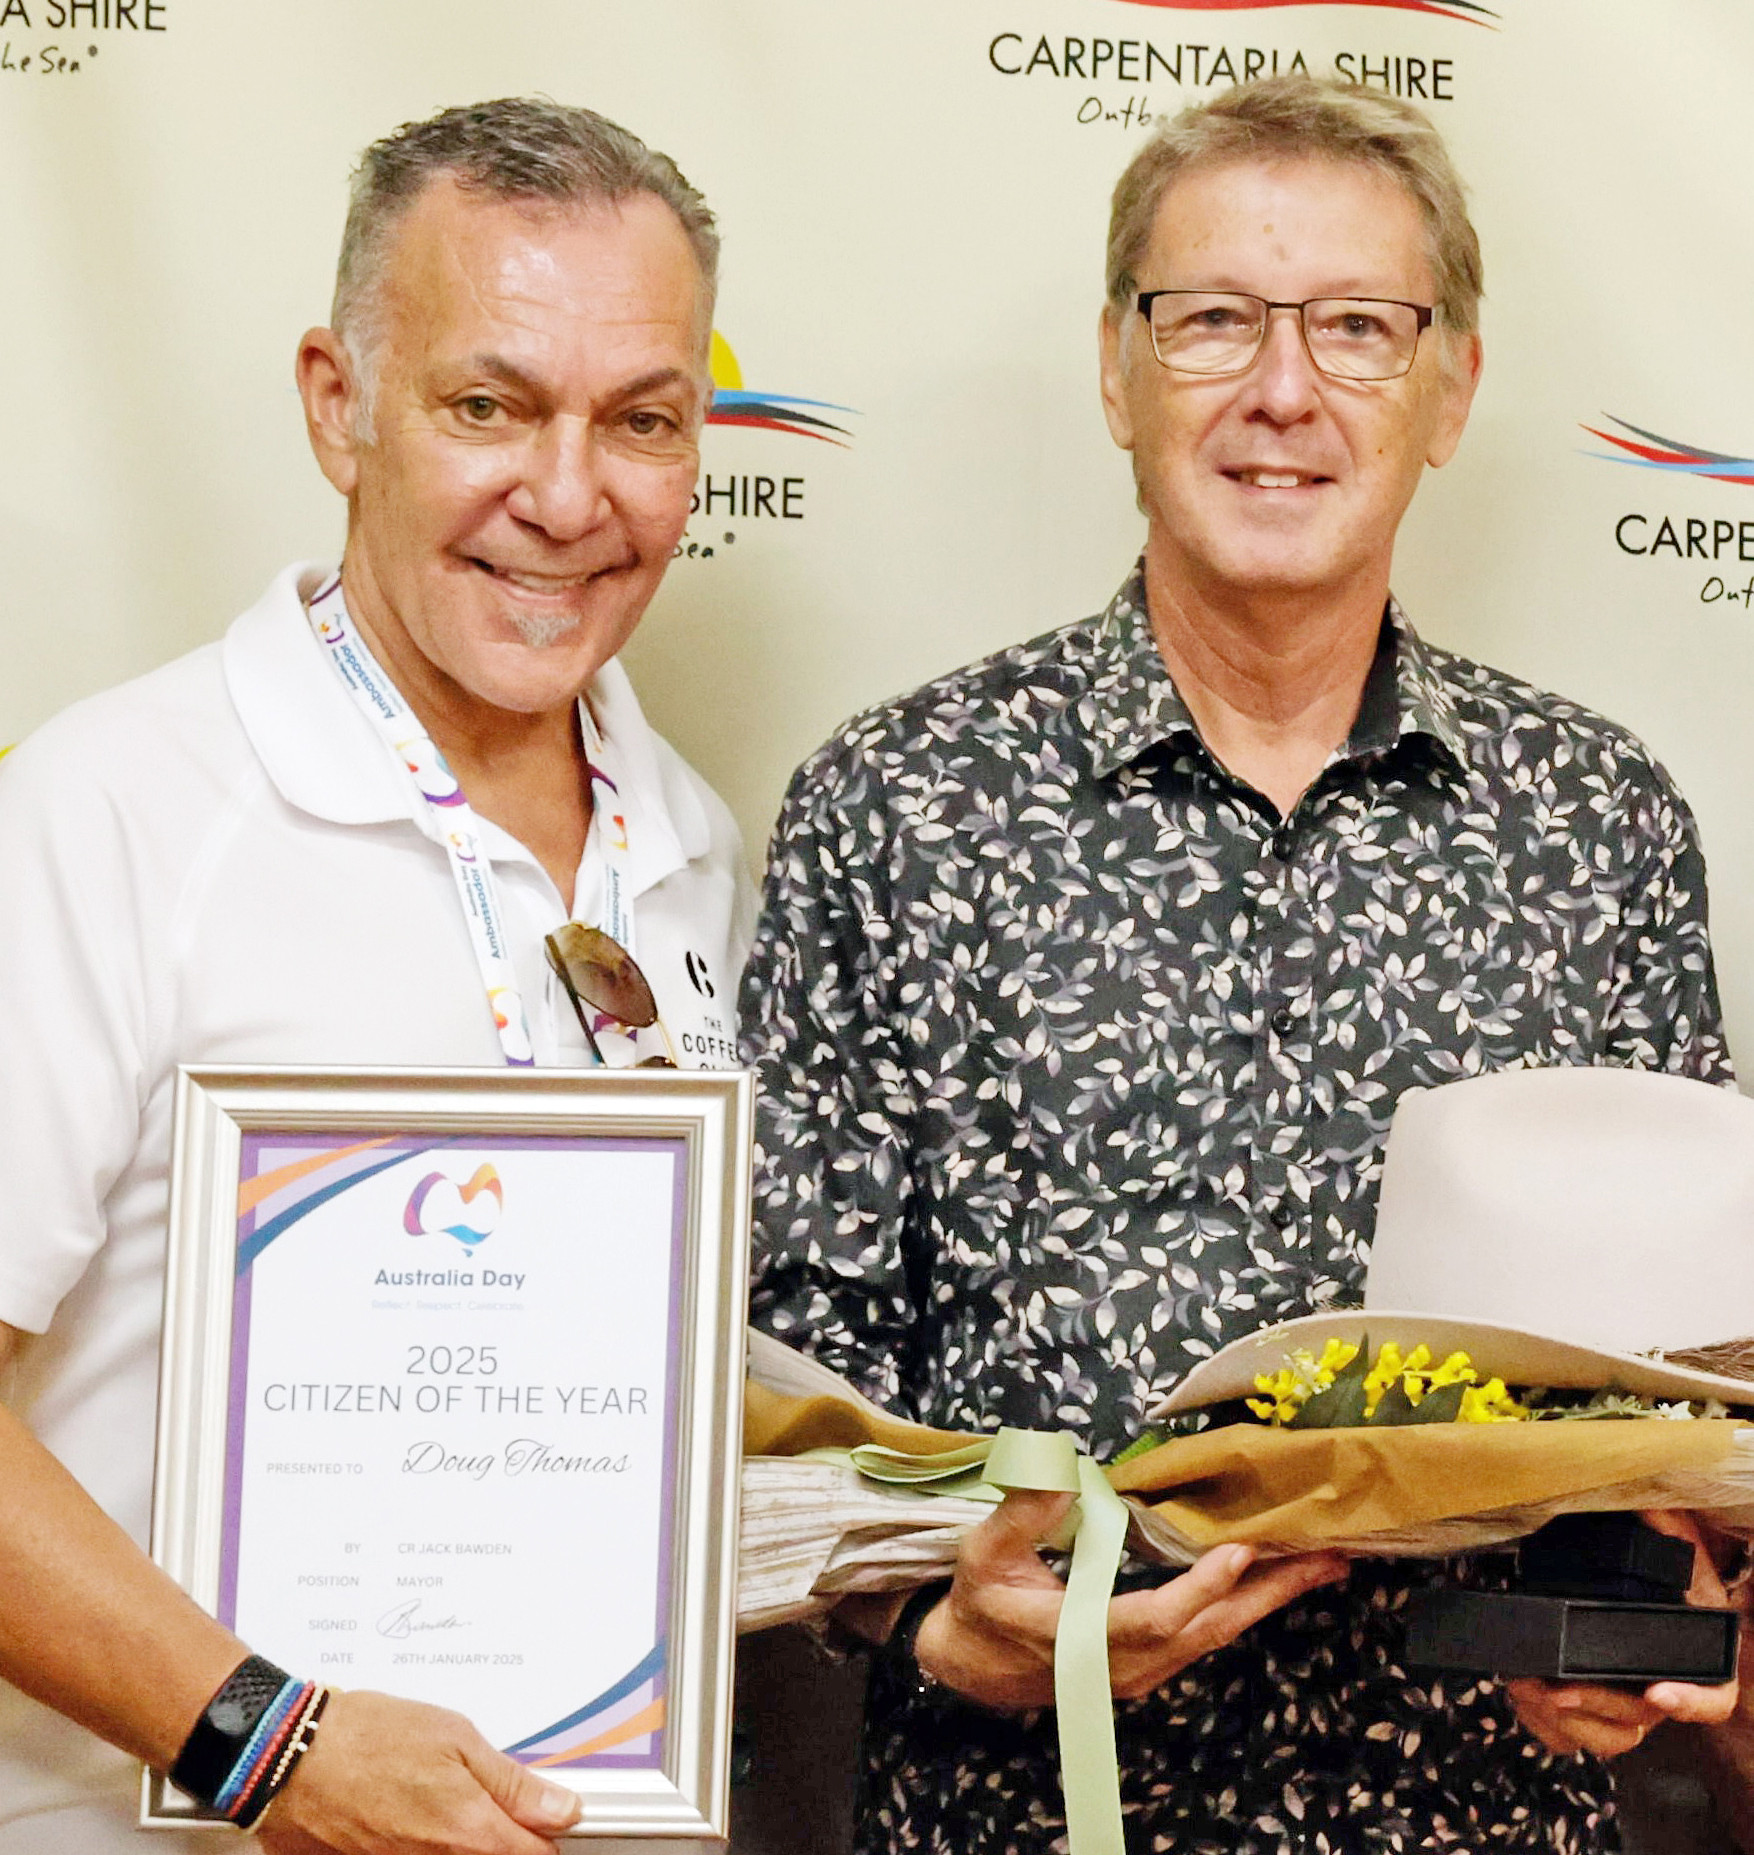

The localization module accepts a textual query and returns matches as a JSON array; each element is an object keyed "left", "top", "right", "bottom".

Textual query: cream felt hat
[{"left": 1156, "top": 1067, "right": 1754, "bottom": 1417}]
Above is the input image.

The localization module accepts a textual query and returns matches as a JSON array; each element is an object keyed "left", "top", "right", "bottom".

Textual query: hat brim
[{"left": 1151, "top": 1310, "right": 1754, "bottom": 1420}]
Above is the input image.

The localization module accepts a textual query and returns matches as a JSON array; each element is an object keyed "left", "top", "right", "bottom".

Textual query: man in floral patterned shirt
[{"left": 740, "top": 77, "right": 1737, "bottom": 1853}]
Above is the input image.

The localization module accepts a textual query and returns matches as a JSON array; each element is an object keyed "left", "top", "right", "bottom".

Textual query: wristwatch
[{"left": 885, "top": 1580, "right": 954, "bottom": 1706}]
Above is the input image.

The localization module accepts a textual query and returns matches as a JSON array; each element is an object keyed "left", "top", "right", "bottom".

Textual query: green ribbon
[
  {"left": 982, "top": 1430, "right": 1130, "bottom": 1855},
  {"left": 800, "top": 1439, "right": 1003, "bottom": 1501},
  {"left": 806, "top": 1427, "right": 1130, "bottom": 1855}
]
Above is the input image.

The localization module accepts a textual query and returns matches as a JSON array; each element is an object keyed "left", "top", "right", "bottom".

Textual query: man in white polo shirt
[{"left": 0, "top": 99, "right": 751, "bottom": 1853}]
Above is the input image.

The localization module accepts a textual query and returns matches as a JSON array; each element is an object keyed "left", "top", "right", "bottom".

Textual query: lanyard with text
[{"left": 306, "top": 575, "right": 638, "bottom": 1066}]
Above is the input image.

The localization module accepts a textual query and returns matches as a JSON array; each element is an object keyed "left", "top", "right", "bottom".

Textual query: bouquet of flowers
[{"left": 737, "top": 1326, "right": 1754, "bottom": 1629}]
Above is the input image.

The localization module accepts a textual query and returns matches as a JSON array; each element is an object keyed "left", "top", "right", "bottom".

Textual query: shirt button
[
  {"left": 1270, "top": 828, "right": 1296, "bottom": 862},
  {"left": 1270, "top": 1006, "right": 1297, "bottom": 1037},
  {"left": 1268, "top": 1202, "right": 1297, "bottom": 1230}
]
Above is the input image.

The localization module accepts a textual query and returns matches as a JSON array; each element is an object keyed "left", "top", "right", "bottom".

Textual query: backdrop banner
[{"left": 2, "top": 0, "right": 1749, "bottom": 1070}]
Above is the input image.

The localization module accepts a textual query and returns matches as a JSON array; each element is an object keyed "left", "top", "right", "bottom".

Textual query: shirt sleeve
[
  {"left": 0, "top": 728, "right": 155, "bottom": 1332},
  {"left": 1599, "top": 760, "right": 1734, "bottom": 1085},
  {"left": 737, "top": 739, "right": 924, "bottom": 1415}
]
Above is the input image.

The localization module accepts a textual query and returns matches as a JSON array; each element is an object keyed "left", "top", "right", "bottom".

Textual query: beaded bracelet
[
  {"left": 214, "top": 1679, "right": 314, "bottom": 1816},
  {"left": 234, "top": 1685, "right": 331, "bottom": 1830}
]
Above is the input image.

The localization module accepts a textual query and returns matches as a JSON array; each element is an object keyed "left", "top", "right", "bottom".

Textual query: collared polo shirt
[{"left": 0, "top": 563, "right": 753, "bottom": 1839}]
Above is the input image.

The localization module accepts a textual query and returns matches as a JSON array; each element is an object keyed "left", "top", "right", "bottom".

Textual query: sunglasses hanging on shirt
[{"left": 545, "top": 923, "right": 678, "bottom": 1069}]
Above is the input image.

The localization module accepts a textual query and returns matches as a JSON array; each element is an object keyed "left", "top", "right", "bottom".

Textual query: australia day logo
[
  {"left": 678, "top": 331, "right": 856, "bottom": 561},
  {"left": 404, "top": 1163, "right": 504, "bottom": 1254},
  {"left": 1590, "top": 415, "right": 1754, "bottom": 604}
]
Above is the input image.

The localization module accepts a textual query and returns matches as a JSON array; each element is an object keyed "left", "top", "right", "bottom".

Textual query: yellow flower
[
  {"left": 1459, "top": 1377, "right": 1531, "bottom": 1424},
  {"left": 1246, "top": 1339, "right": 1533, "bottom": 1427},
  {"left": 1362, "top": 1341, "right": 1405, "bottom": 1414},
  {"left": 1249, "top": 1343, "right": 1358, "bottom": 1425},
  {"left": 1314, "top": 1339, "right": 1359, "bottom": 1381}
]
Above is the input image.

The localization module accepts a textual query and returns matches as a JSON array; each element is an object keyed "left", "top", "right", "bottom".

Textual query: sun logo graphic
[
  {"left": 706, "top": 332, "right": 855, "bottom": 446},
  {"left": 1109, "top": 0, "right": 1496, "bottom": 18},
  {"left": 404, "top": 1164, "right": 504, "bottom": 1252},
  {"left": 1583, "top": 416, "right": 1754, "bottom": 488}
]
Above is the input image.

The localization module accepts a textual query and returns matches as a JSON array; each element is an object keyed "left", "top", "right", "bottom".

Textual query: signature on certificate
[{"left": 376, "top": 1598, "right": 468, "bottom": 1640}]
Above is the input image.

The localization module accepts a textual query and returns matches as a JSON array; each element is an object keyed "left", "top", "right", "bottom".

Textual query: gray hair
[
  {"left": 334, "top": 97, "right": 719, "bottom": 424},
  {"left": 1106, "top": 76, "right": 1483, "bottom": 337}
]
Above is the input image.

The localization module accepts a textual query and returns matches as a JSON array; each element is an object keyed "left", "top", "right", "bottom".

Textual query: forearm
[{"left": 0, "top": 1333, "right": 243, "bottom": 1768}]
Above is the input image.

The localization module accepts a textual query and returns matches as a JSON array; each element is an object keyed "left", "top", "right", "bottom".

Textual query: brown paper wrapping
[
  {"left": 746, "top": 1378, "right": 1742, "bottom": 1548},
  {"left": 1110, "top": 1419, "right": 1742, "bottom": 1547},
  {"left": 742, "top": 1380, "right": 969, "bottom": 1459}
]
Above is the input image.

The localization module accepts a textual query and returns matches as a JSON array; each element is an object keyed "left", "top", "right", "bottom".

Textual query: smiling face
[
  {"left": 300, "top": 179, "right": 710, "bottom": 718},
  {"left": 1099, "top": 155, "right": 1479, "bottom": 614}
]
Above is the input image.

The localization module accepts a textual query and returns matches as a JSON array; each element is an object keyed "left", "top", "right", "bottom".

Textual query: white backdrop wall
[{"left": 2, "top": 0, "right": 1751, "bottom": 1071}]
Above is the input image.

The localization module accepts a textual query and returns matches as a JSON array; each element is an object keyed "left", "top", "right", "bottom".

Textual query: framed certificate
[{"left": 144, "top": 1066, "right": 751, "bottom": 1846}]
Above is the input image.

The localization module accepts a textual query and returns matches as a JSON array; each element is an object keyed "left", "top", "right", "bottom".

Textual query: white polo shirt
[{"left": 0, "top": 563, "right": 756, "bottom": 1840}]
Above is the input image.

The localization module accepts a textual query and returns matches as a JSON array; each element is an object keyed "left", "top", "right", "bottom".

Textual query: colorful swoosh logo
[
  {"left": 404, "top": 1163, "right": 504, "bottom": 1250},
  {"left": 1582, "top": 416, "right": 1754, "bottom": 488},
  {"left": 506, "top": 1642, "right": 667, "bottom": 1769},
  {"left": 1112, "top": 0, "right": 1496, "bottom": 17},
  {"left": 706, "top": 332, "right": 856, "bottom": 445}
]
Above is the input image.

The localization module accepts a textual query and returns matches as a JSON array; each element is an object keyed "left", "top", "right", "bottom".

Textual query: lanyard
[
  {"left": 306, "top": 575, "right": 638, "bottom": 1067},
  {"left": 575, "top": 699, "right": 636, "bottom": 957}
]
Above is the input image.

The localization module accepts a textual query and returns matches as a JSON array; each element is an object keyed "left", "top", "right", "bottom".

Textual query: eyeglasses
[
  {"left": 544, "top": 924, "right": 678, "bottom": 1068},
  {"left": 1135, "top": 291, "right": 1435, "bottom": 382}
]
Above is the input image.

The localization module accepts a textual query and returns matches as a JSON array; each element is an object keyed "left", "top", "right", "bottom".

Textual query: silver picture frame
[{"left": 144, "top": 1064, "right": 751, "bottom": 1847}]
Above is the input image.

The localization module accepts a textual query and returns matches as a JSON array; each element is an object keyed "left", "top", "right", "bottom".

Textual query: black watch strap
[
  {"left": 170, "top": 1655, "right": 294, "bottom": 1808},
  {"left": 886, "top": 1580, "right": 953, "bottom": 1702}
]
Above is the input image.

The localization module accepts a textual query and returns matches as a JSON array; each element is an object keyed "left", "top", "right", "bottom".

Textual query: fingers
[
  {"left": 1105, "top": 1548, "right": 1348, "bottom": 1701},
  {"left": 1505, "top": 1678, "right": 1667, "bottom": 1759},
  {"left": 1544, "top": 1684, "right": 1662, "bottom": 1729},
  {"left": 959, "top": 1489, "right": 1076, "bottom": 1586},
  {"left": 1170, "top": 1551, "right": 1350, "bottom": 1655},
  {"left": 265, "top": 1689, "right": 571, "bottom": 1855},
  {"left": 1503, "top": 1510, "right": 1744, "bottom": 1759},
  {"left": 468, "top": 1741, "right": 582, "bottom": 1836},
  {"left": 1105, "top": 1543, "right": 1251, "bottom": 1654},
  {"left": 1501, "top": 1670, "right": 1738, "bottom": 1760},
  {"left": 933, "top": 1526, "right": 1349, "bottom": 1714},
  {"left": 908, "top": 1490, "right": 1078, "bottom": 1711},
  {"left": 1647, "top": 1679, "right": 1741, "bottom": 1726},
  {"left": 1631, "top": 1510, "right": 1741, "bottom": 1725},
  {"left": 946, "top": 1489, "right": 1076, "bottom": 1648}
]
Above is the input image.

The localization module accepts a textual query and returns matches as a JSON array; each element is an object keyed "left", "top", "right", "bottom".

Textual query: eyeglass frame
[
  {"left": 543, "top": 927, "right": 680, "bottom": 1069},
  {"left": 1134, "top": 290, "right": 1437, "bottom": 382}
]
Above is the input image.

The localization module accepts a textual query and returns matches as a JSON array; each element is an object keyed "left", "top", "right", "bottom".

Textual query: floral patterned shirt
[{"left": 740, "top": 565, "right": 1731, "bottom": 1853}]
